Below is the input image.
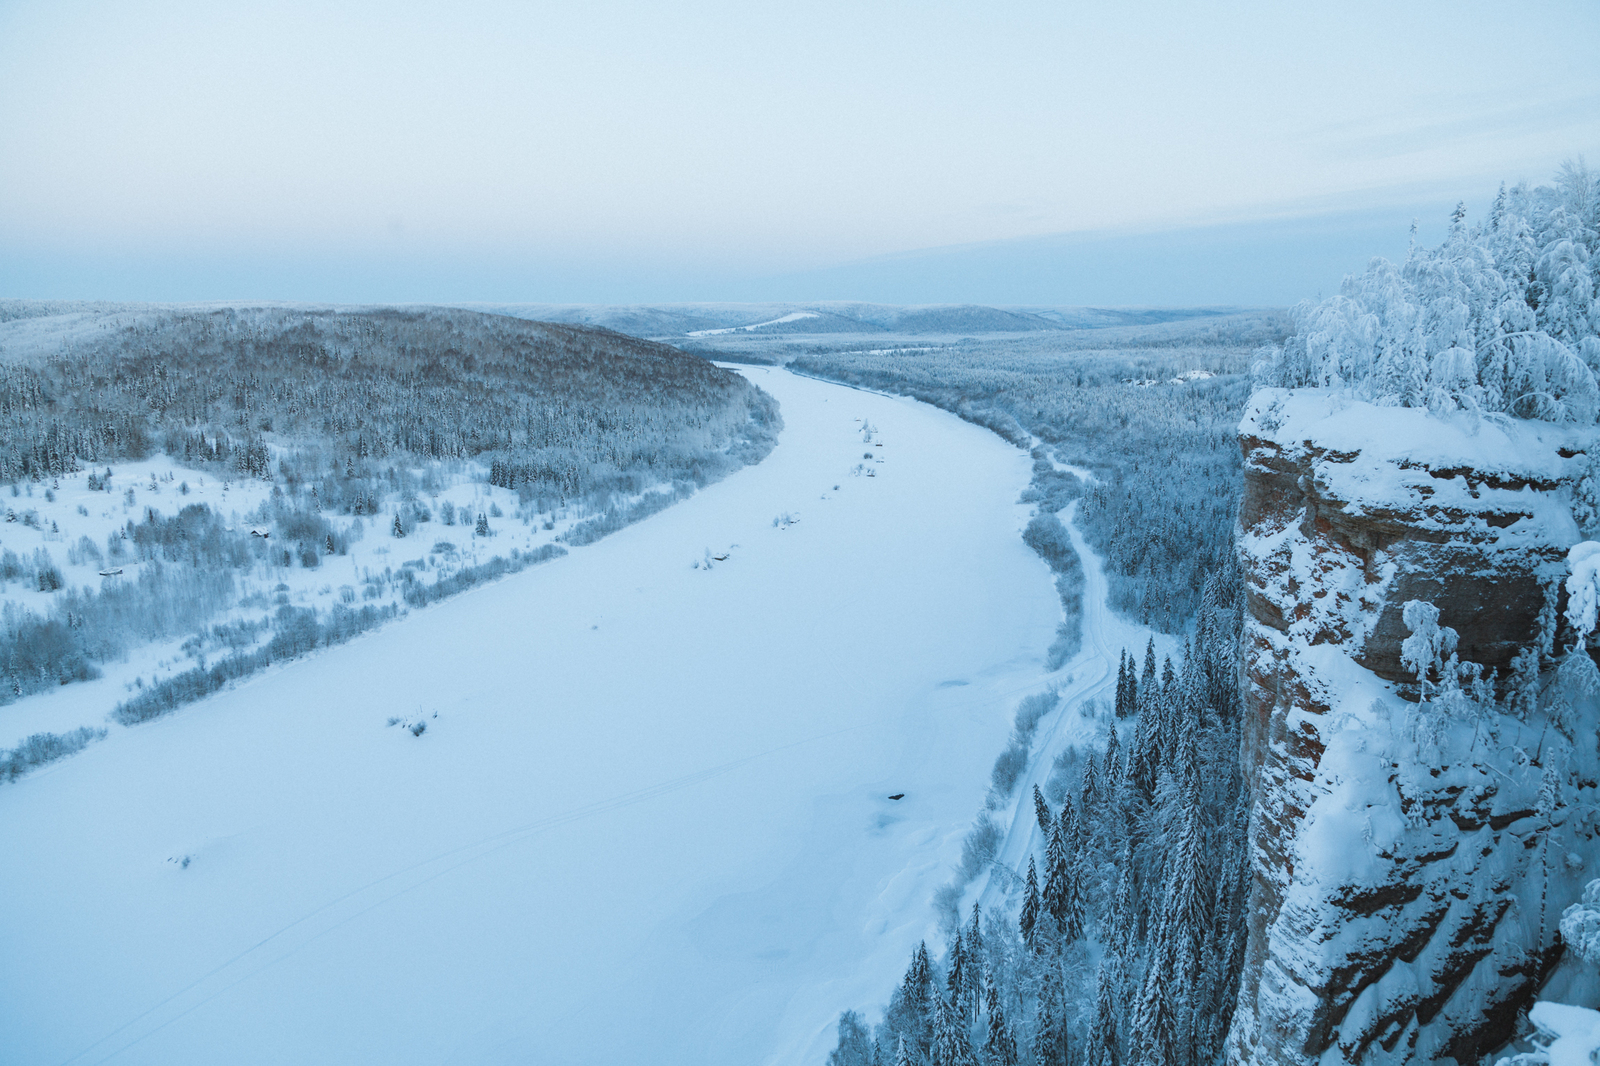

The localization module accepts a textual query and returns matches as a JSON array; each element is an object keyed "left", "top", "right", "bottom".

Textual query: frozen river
[{"left": 0, "top": 367, "right": 1061, "bottom": 1066}]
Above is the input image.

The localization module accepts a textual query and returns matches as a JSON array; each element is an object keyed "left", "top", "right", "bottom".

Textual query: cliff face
[{"left": 1227, "top": 389, "right": 1600, "bottom": 1065}]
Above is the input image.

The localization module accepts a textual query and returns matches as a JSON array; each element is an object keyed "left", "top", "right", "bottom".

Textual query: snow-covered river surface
[{"left": 0, "top": 368, "right": 1063, "bottom": 1066}]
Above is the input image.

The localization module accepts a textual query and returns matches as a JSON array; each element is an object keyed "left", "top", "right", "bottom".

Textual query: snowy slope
[{"left": 0, "top": 368, "right": 1062, "bottom": 1066}]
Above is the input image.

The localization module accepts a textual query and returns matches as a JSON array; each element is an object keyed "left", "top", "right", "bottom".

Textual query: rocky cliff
[{"left": 1226, "top": 388, "right": 1600, "bottom": 1065}]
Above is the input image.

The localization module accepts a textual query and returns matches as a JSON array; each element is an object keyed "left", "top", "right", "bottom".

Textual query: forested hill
[
  {"left": 0, "top": 304, "right": 779, "bottom": 764},
  {"left": 0, "top": 304, "right": 779, "bottom": 503}
]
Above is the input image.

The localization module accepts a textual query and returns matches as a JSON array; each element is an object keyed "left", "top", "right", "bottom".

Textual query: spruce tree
[
  {"left": 931, "top": 992, "right": 978, "bottom": 1066},
  {"left": 1129, "top": 699, "right": 1159, "bottom": 799},
  {"left": 894, "top": 1036, "right": 913, "bottom": 1066},
  {"left": 983, "top": 976, "right": 1018, "bottom": 1066},
  {"left": 1108, "top": 844, "right": 1137, "bottom": 957},
  {"left": 1132, "top": 940, "right": 1177, "bottom": 1066},
  {"left": 1032, "top": 965, "right": 1067, "bottom": 1066},
  {"left": 964, "top": 903, "right": 983, "bottom": 1021},
  {"left": 1042, "top": 819, "right": 1068, "bottom": 934},
  {"left": 1034, "top": 784, "right": 1052, "bottom": 834},
  {"left": 887, "top": 941, "right": 934, "bottom": 1056},
  {"left": 1104, "top": 719, "right": 1122, "bottom": 791},
  {"left": 1056, "top": 802, "right": 1084, "bottom": 942},
  {"left": 1126, "top": 651, "right": 1138, "bottom": 716},
  {"left": 1020, "top": 857, "right": 1041, "bottom": 947},
  {"left": 1086, "top": 954, "right": 1122, "bottom": 1066},
  {"left": 1139, "top": 638, "right": 1157, "bottom": 716},
  {"left": 946, "top": 930, "right": 966, "bottom": 1017},
  {"left": 1080, "top": 753, "right": 1098, "bottom": 816},
  {"left": 1115, "top": 650, "right": 1130, "bottom": 717}
]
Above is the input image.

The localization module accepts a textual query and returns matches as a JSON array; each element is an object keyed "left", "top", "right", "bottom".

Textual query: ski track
[{"left": 0, "top": 366, "right": 1167, "bottom": 1066}]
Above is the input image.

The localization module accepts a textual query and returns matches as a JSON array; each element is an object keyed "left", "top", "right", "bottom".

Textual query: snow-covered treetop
[{"left": 1258, "top": 162, "right": 1600, "bottom": 424}]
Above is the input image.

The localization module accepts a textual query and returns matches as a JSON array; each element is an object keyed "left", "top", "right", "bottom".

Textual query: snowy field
[
  {"left": 0, "top": 367, "right": 1070, "bottom": 1066},
  {"left": 0, "top": 454, "right": 567, "bottom": 751}
]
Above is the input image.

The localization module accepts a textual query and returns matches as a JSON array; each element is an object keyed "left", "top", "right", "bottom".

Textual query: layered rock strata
[{"left": 1227, "top": 389, "right": 1599, "bottom": 1065}]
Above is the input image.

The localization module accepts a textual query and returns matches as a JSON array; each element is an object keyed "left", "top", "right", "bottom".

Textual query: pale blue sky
[{"left": 2, "top": 0, "right": 1597, "bottom": 306}]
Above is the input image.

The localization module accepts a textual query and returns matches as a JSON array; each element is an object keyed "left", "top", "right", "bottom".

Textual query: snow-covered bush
[
  {"left": 1, "top": 726, "right": 107, "bottom": 782},
  {"left": 957, "top": 814, "right": 1002, "bottom": 882},
  {"left": 989, "top": 741, "right": 1029, "bottom": 802},
  {"left": 1258, "top": 164, "right": 1600, "bottom": 424},
  {"left": 1559, "top": 878, "right": 1600, "bottom": 968},
  {"left": 1566, "top": 542, "right": 1600, "bottom": 642},
  {"left": 1496, "top": 1002, "right": 1600, "bottom": 1066},
  {"left": 1400, "top": 599, "right": 1458, "bottom": 691}
]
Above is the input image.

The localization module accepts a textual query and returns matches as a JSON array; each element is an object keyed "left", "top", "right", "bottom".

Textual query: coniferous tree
[
  {"left": 1042, "top": 819, "right": 1069, "bottom": 934},
  {"left": 1129, "top": 698, "right": 1159, "bottom": 799},
  {"left": 983, "top": 976, "right": 1018, "bottom": 1066},
  {"left": 1086, "top": 953, "right": 1122, "bottom": 1066},
  {"left": 1137, "top": 638, "right": 1158, "bottom": 726},
  {"left": 1034, "top": 783, "right": 1052, "bottom": 834},
  {"left": 964, "top": 904, "right": 983, "bottom": 1022},
  {"left": 894, "top": 1036, "right": 914, "bottom": 1066},
  {"left": 887, "top": 941, "right": 935, "bottom": 1057},
  {"left": 1032, "top": 965, "right": 1068, "bottom": 1066},
  {"left": 1056, "top": 801, "right": 1085, "bottom": 942},
  {"left": 1126, "top": 651, "right": 1139, "bottom": 717},
  {"left": 1021, "top": 857, "right": 1041, "bottom": 947},
  {"left": 1108, "top": 843, "right": 1137, "bottom": 958},
  {"left": 1080, "top": 753, "right": 1098, "bottom": 814},
  {"left": 1132, "top": 940, "right": 1178, "bottom": 1066},
  {"left": 1115, "top": 650, "right": 1131, "bottom": 717},
  {"left": 931, "top": 993, "right": 978, "bottom": 1066},
  {"left": 946, "top": 931, "right": 967, "bottom": 1020},
  {"left": 1104, "top": 719, "right": 1122, "bottom": 791}
]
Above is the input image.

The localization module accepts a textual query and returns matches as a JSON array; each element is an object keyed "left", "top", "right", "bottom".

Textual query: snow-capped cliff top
[
  {"left": 1243, "top": 387, "right": 1590, "bottom": 482},
  {"left": 1243, "top": 387, "right": 1590, "bottom": 546}
]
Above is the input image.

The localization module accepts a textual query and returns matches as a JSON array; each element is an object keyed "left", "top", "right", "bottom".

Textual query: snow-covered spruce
[
  {"left": 1256, "top": 163, "right": 1600, "bottom": 426},
  {"left": 830, "top": 572, "right": 1249, "bottom": 1066}
]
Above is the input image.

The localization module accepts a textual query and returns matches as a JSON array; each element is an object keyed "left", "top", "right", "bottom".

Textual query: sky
[{"left": 2, "top": 0, "right": 1598, "bottom": 307}]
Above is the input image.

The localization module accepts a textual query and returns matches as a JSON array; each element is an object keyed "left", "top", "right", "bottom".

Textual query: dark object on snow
[
  {"left": 888, "top": 793, "right": 905, "bottom": 801},
  {"left": 410, "top": 721, "right": 426, "bottom": 737},
  {"left": 98, "top": 567, "right": 124, "bottom": 577},
  {"left": 249, "top": 528, "right": 271, "bottom": 538}
]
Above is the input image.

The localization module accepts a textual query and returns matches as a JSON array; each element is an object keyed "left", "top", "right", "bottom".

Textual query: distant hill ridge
[{"left": 469, "top": 302, "right": 1251, "bottom": 339}]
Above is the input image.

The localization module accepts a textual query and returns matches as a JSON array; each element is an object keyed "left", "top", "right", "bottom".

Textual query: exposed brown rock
[{"left": 1226, "top": 406, "right": 1595, "bottom": 1066}]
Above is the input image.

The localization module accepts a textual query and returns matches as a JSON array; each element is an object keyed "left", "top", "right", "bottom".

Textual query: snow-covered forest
[
  {"left": 766, "top": 313, "right": 1287, "bottom": 633},
  {"left": 1257, "top": 162, "right": 1600, "bottom": 428},
  {"left": 827, "top": 578, "right": 1249, "bottom": 1066},
  {"left": 0, "top": 304, "right": 778, "bottom": 776},
  {"left": 822, "top": 164, "right": 1600, "bottom": 1066}
]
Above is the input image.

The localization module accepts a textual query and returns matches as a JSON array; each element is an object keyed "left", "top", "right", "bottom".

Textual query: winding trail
[{"left": 973, "top": 500, "right": 1181, "bottom": 919}]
